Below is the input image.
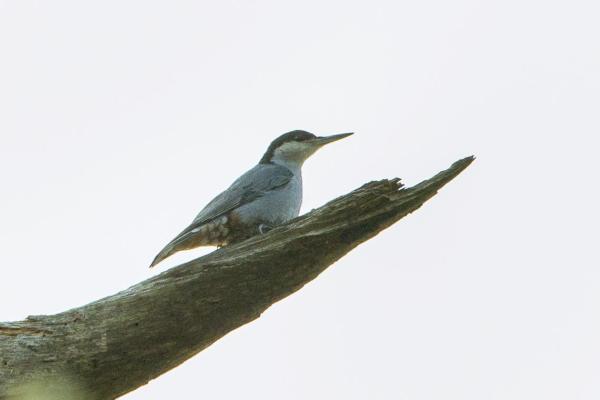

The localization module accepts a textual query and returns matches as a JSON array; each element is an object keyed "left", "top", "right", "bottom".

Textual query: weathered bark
[{"left": 0, "top": 157, "right": 474, "bottom": 400}]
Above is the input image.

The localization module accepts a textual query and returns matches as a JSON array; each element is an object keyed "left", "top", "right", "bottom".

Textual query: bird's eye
[{"left": 296, "top": 134, "right": 314, "bottom": 142}]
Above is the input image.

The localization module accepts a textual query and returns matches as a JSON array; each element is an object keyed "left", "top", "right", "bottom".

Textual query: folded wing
[{"left": 150, "top": 164, "right": 293, "bottom": 267}]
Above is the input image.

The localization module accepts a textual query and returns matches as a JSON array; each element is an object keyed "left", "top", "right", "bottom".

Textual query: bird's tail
[
  {"left": 149, "top": 244, "right": 177, "bottom": 268},
  {"left": 150, "top": 223, "right": 212, "bottom": 267}
]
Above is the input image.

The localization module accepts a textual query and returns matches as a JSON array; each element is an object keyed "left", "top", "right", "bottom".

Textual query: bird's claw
[{"left": 258, "top": 224, "right": 273, "bottom": 234}]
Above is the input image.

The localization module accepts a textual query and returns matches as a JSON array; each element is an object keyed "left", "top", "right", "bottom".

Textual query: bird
[{"left": 149, "top": 130, "right": 353, "bottom": 267}]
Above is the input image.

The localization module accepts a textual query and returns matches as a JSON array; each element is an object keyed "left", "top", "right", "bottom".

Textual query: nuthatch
[{"left": 150, "top": 130, "right": 353, "bottom": 267}]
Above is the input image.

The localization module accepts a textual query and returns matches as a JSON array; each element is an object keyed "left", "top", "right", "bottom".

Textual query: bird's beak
[{"left": 310, "top": 132, "right": 354, "bottom": 146}]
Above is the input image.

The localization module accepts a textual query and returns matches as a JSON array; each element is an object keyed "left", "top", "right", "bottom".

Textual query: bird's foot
[{"left": 258, "top": 223, "right": 273, "bottom": 234}]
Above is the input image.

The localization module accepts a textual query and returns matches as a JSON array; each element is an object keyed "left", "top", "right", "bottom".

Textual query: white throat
[
  {"left": 270, "top": 141, "right": 319, "bottom": 172},
  {"left": 271, "top": 155, "right": 303, "bottom": 173}
]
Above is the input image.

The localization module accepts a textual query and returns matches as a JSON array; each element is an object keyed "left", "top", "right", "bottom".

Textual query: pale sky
[{"left": 1, "top": 0, "right": 599, "bottom": 399}]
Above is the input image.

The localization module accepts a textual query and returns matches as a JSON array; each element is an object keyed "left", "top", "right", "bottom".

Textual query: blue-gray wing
[
  {"left": 188, "top": 163, "right": 292, "bottom": 230},
  {"left": 149, "top": 164, "right": 293, "bottom": 267}
]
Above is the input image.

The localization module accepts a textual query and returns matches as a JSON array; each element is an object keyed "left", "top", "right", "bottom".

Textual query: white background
[{"left": 1, "top": 1, "right": 599, "bottom": 399}]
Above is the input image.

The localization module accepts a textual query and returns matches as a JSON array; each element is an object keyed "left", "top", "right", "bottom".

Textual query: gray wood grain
[{"left": 0, "top": 157, "right": 474, "bottom": 400}]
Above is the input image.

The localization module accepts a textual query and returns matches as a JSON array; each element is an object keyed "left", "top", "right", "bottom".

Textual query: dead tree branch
[{"left": 0, "top": 157, "right": 474, "bottom": 400}]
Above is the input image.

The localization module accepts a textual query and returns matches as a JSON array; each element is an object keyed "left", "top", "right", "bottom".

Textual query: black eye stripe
[
  {"left": 259, "top": 130, "right": 316, "bottom": 164},
  {"left": 293, "top": 132, "right": 315, "bottom": 142}
]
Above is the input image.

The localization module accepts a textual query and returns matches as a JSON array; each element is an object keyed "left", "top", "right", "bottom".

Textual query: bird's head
[{"left": 260, "top": 130, "right": 353, "bottom": 167}]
